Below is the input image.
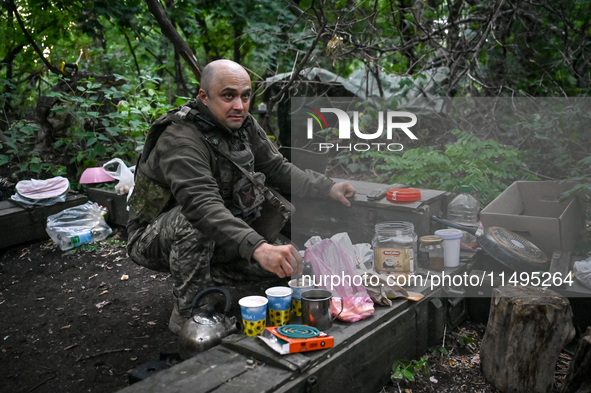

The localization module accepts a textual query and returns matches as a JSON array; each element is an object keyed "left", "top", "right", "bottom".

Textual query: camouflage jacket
[{"left": 127, "top": 100, "right": 334, "bottom": 262}]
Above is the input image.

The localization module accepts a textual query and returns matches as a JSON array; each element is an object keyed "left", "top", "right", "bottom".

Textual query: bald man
[{"left": 127, "top": 60, "right": 355, "bottom": 334}]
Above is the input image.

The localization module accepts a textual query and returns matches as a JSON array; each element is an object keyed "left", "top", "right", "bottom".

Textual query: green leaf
[
  {"left": 401, "top": 369, "right": 415, "bottom": 381},
  {"left": 93, "top": 143, "right": 107, "bottom": 156}
]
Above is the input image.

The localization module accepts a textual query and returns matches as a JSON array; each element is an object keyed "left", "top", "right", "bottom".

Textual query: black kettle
[{"left": 178, "top": 287, "right": 240, "bottom": 359}]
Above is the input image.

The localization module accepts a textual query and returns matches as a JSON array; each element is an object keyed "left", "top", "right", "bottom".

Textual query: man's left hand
[{"left": 329, "top": 182, "right": 356, "bottom": 206}]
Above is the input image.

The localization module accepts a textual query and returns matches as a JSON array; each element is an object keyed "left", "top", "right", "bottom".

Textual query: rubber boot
[{"left": 169, "top": 290, "right": 189, "bottom": 335}]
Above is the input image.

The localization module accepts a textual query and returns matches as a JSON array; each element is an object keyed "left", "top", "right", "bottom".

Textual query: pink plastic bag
[{"left": 304, "top": 239, "right": 374, "bottom": 322}]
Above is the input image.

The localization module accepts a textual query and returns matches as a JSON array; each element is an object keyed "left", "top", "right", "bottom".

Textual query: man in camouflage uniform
[{"left": 127, "top": 59, "right": 355, "bottom": 334}]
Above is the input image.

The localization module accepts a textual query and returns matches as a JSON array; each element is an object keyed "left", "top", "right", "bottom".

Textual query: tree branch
[
  {"left": 7, "top": 0, "right": 61, "bottom": 75},
  {"left": 144, "top": 0, "right": 202, "bottom": 81},
  {"left": 262, "top": 0, "right": 328, "bottom": 135}
]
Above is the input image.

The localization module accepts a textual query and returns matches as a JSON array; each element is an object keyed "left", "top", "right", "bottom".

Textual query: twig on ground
[
  {"left": 76, "top": 348, "right": 132, "bottom": 362},
  {"left": 28, "top": 373, "right": 56, "bottom": 392}
]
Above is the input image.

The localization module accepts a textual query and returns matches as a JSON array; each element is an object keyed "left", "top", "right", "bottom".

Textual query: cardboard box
[{"left": 480, "top": 181, "right": 584, "bottom": 256}]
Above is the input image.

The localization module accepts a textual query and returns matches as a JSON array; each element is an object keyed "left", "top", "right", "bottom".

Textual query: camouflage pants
[{"left": 128, "top": 205, "right": 275, "bottom": 316}]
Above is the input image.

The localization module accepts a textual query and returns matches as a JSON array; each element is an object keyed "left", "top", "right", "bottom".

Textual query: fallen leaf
[
  {"left": 61, "top": 325, "right": 71, "bottom": 329},
  {"left": 430, "top": 376, "right": 438, "bottom": 383},
  {"left": 121, "top": 274, "right": 129, "bottom": 281},
  {"left": 100, "top": 290, "right": 108, "bottom": 295},
  {"left": 147, "top": 321, "right": 156, "bottom": 326},
  {"left": 95, "top": 301, "right": 111, "bottom": 309}
]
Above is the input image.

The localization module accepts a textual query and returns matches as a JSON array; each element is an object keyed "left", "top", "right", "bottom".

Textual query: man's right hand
[{"left": 252, "top": 242, "right": 302, "bottom": 278}]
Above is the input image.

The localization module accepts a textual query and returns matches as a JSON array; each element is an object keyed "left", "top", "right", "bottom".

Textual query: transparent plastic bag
[
  {"left": 46, "top": 201, "right": 112, "bottom": 250},
  {"left": 103, "top": 158, "right": 135, "bottom": 195},
  {"left": 574, "top": 258, "right": 591, "bottom": 290},
  {"left": 304, "top": 239, "right": 374, "bottom": 322}
]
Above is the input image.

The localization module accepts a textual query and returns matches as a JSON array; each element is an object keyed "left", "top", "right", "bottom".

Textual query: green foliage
[
  {"left": 0, "top": 74, "right": 174, "bottom": 184},
  {"left": 430, "top": 345, "right": 448, "bottom": 358},
  {"left": 343, "top": 129, "right": 539, "bottom": 205},
  {"left": 391, "top": 357, "right": 429, "bottom": 383}
]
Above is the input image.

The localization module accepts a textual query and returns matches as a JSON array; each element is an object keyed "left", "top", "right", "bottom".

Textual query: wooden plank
[
  {"left": 222, "top": 334, "right": 311, "bottom": 372},
  {"left": 211, "top": 362, "right": 293, "bottom": 393},
  {"left": 120, "top": 347, "right": 253, "bottom": 393}
]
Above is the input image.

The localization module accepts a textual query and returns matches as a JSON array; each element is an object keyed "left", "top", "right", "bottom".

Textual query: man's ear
[{"left": 198, "top": 88, "right": 208, "bottom": 106}]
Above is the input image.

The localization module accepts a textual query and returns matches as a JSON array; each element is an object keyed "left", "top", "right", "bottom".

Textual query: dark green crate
[{"left": 0, "top": 193, "right": 88, "bottom": 249}]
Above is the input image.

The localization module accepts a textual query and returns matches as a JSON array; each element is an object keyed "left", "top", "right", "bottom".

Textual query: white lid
[{"left": 434, "top": 228, "right": 463, "bottom": 240}]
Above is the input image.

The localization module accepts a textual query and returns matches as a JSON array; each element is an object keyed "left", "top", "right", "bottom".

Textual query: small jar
[
  {"left": 372, "top": 221, "right": 417, "bottom": 275},
  {"left": 418, "top": 236, "right": 444, "bottom": 271}
]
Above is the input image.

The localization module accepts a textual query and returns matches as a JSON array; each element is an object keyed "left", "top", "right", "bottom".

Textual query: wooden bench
[{"left": 118, "top": 283, "right": 446, "bottom": 393}]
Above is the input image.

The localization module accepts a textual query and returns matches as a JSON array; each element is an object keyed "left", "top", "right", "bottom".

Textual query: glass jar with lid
[
  {"left": 418, "top": 235, "right": 444, "bottom": 271},
  {"left": 372, "top": 221, "right": 418, "bottom": 275}
]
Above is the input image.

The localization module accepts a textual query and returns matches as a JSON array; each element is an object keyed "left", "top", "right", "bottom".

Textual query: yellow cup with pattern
[
  {"left": 288, "top": 278, "right": 315, "bottom": 317},
  {"left": 265, "top": 286, "right": 292, "bottom": 326},
  {"left": 238, "top": 296, "right": 268, "bottom": 337}
]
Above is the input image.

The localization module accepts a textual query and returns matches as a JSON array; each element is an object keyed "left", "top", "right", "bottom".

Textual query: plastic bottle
[
  {"left": 446, "top": 185, "right": 480, "bottom": 248},
  {"left": 56, "top": 227, "right": 112, "bottom": 250},
  {"left": 46, "top": 201, "right": 112, "bottom": 250}
]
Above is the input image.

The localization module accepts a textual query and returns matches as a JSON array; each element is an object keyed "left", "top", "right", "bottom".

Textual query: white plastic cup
[{"left": 434, "top": 229, "right": 463, "bottom": 267}]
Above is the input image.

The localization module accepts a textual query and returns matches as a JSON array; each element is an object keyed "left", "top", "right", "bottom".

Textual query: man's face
[{"left": 199, "top": 67, "right": 252, "bottom": 130}]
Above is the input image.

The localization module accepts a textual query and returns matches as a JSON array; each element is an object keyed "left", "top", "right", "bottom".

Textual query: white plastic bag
[
  {"left": 305, "top": 239, "right": 374, "bottom": 322},
  {"left": 103, "top": 158, "right": 135, "bottom": 195},
  {"left": 46, "top": 201, "right": 112, "bottom": 251}
]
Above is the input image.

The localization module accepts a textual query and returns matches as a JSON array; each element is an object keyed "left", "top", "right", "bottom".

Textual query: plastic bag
[
  {"left": 574, "top": 258, "right": 591, "bottom": 290},
  {"left": 305, "top": 238, "right": 374, "bottom": 322},
  {"left": 46, "top": 201, "right": 112, "bottom": 251},
  {"left": 103, "top": 158, "right": 135, "bottom": 195},
  {"left": 11, "top": 177, "right": 70, "bottom": 206}
]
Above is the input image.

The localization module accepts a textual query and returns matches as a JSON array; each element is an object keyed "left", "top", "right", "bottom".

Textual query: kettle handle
[{"left": 190, "top": 287, "right": 232, "bottom": 315}]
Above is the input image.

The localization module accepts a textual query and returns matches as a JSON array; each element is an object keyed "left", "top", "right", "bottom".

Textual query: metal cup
[{"left": 301, "top": 289, "right": 343, "bottom": 331}]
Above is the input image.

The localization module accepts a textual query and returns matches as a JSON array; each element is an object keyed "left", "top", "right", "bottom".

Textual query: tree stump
[
  {"left": 561, "top": 326, "right": 591, "bottom": 393},
  {"left": 480, "top": 285, "right": 575, "bottom": 393}
]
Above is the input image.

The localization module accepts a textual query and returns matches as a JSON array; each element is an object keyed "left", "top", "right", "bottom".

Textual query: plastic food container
[{"left": 434, "top": 229, "right": 463, "bottom": 268}]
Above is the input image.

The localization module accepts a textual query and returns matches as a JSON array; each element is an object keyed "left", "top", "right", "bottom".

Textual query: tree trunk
[
  {"left": 561, "top": 326, "right": 591, "bottom": 393},
  {"left": 480, "top": 285, "right": 575, "bottom": 393}
]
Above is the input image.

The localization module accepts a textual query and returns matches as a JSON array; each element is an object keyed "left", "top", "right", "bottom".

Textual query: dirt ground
[{"left": 0, "top": 231, "right": 572, "bottom": 393}]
